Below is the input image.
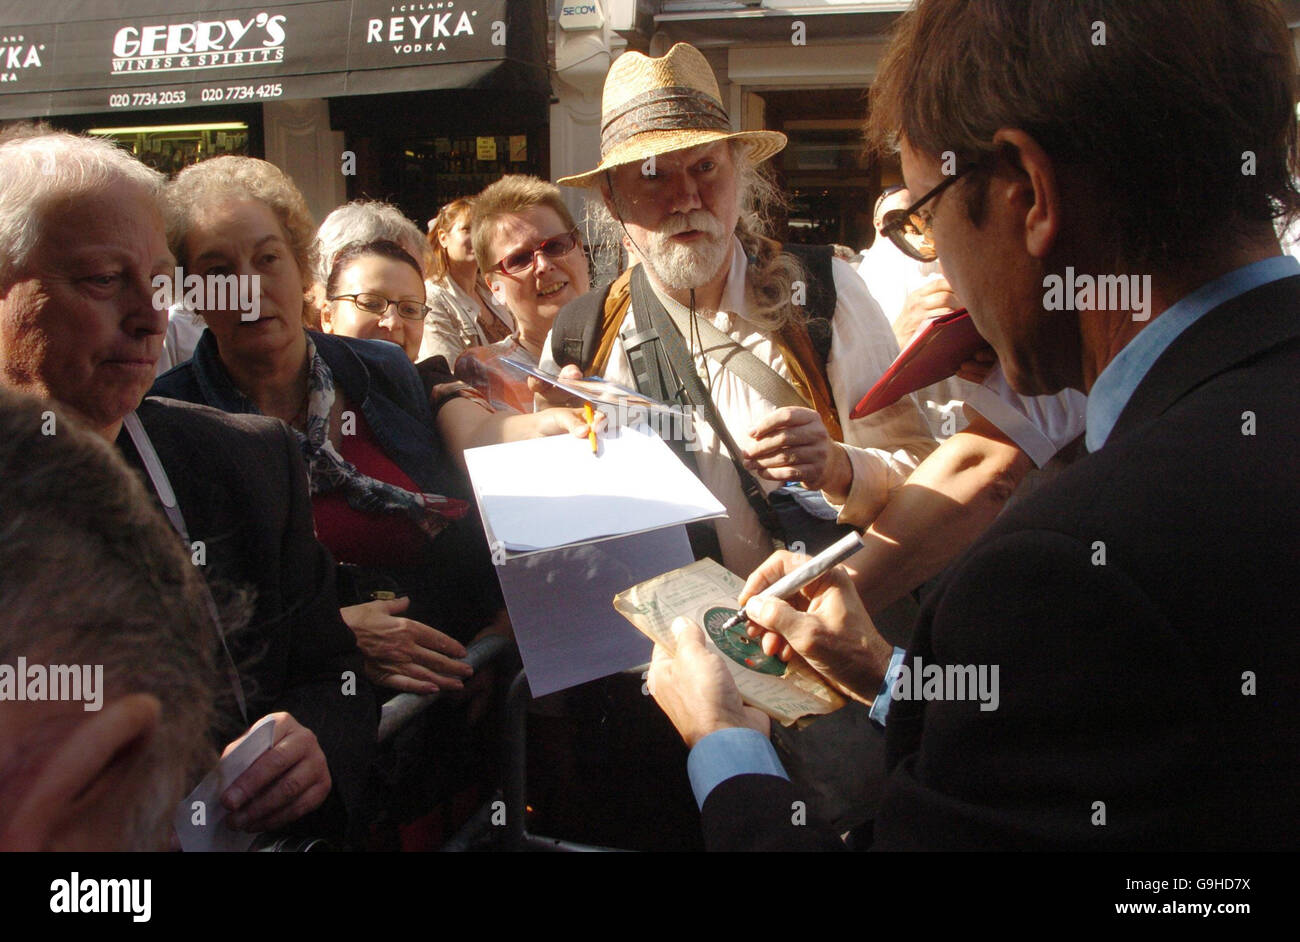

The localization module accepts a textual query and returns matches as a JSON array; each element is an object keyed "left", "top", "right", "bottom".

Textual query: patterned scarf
[{"left": 291, "top": 336, "right": 468, "bottom": 540}]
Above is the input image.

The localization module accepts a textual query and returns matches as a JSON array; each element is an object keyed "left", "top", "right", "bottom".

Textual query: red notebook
[{"left": 850, "top": 308, "right": 985, "bottom": 419}]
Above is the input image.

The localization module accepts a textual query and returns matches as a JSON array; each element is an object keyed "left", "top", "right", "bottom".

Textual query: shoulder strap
[
  {"left": 657, "top": 301, "right": 806, "bottom": 411},
  {"left": 549, "top": 283, "right": 608, "bottom": 371},
  {"left": 775, "top": 242, "right": 845, "bottom": 441},
  {"left": 549, "top": 269, "right": 633, "bottom": 374},
  {"left": 622, "top": 283, "right": 676, "bottom": 405},
  {"left": 631, "top": 267, "right": 784, "bottom": 550},
  {"left": 123, "top": 411, "right": 250, "bottom": 726},
  {"left": 650, "top": 268, "right": 844, "bottom": 442}
]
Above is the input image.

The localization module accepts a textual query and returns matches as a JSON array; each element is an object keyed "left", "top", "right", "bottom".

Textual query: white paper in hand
[
  {"left": 173, "top": 714, "right": 276, "bottom": 852},
  {"left": 464, "top": 424, "right": 725, "bottom": 553}
]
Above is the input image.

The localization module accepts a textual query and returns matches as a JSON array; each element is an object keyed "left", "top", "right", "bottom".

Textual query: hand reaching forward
[
  {"left": 341, "top": 597, "right": 473, "bottom": 694},
  {"left": 222, "top": 712, "right": 331, "bottom": 833},
  {"left": 743, "top": 406, "right": 853, "bottom": 503},
  {"left": 895, "top": 275, "right": 959, "bottom": 348}
]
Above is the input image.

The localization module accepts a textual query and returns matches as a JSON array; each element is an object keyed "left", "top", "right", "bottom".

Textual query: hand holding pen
[{"left": 733, "top": 533, "right": 897, "bottom": 705}]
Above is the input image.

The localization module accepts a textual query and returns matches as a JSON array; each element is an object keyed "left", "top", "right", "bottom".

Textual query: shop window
[
  {"left": 761, "top": 89, "right": 880, "bottom": 252},
  {"left": 398, "top": 132, "right": 545, "bottom": 224},
  {"left": 86, "top": 121, "right": 250, "bottom": 174}
]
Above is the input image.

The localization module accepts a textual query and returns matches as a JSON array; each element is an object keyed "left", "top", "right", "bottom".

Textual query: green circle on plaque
[{"left": 702, "top": 606, "right": 786, "bottom": 676}]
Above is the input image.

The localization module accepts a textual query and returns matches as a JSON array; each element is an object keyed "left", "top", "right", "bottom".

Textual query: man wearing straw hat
[
  {"left": 546, "top": 42, "right": 936, "bottom": 587},
  {"left": 550, "top": 45, "right": 1096, "bottom": 631},
  {"left": 543, "top": 42, "right": 937, "bottom": 831}
]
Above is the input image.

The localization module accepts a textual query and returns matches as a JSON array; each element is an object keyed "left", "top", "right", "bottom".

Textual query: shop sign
[
  {"left": 558, "top": 2, "right": 604, "bottom": 32},
  {"left": 352, "top": 1, "right": 506, "bottom": 65},
  {"left": 0, "top": 29, "right": 52, "bottom": 87},
  {"left": 109, "top": 12, "right": 288, "bottom": 76},
  {"left": 0, "top": 0, "right": 536, "bottom": 119}
]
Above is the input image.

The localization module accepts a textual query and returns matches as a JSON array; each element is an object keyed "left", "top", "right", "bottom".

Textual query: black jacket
[
  {"left": 118, "top": 397, "right": 378, "bottom": 842},
  {"left": 701, "top": 273, "right": 1300, "bottom": 851},
  {"left": 152, "top": 330, "right": 502, "bottom": 642}
]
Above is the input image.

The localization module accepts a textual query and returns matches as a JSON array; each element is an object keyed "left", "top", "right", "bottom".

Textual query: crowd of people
[{"left": 1, "top": 0, "right": 1296, "bottom": 853}]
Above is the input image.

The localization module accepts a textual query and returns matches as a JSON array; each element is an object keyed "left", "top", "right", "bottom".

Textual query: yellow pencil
[{"left": 584, "top": 403, "right": 599, "bottom": 456}]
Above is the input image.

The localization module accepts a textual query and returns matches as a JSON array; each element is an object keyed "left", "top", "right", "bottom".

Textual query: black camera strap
[{"left": 630, "top": 267, "right": 785, "bottom": 551}]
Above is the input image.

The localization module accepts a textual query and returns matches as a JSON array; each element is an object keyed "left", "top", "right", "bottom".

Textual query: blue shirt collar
[{"left": 1085, "top": 255, "right": 1300, "bottom": 452}]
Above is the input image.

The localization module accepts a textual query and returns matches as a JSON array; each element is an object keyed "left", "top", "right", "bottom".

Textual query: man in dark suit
[
  {"left": 646, "top": 0, "right": 1300, "bottom": 850},
  {"left": 0, "top": 128, "right": 376, "bottom": 843}
]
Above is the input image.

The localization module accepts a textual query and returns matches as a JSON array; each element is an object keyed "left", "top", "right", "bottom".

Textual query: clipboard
[{"left": 849, "top": 308, "right": 985, "bottom": 419}]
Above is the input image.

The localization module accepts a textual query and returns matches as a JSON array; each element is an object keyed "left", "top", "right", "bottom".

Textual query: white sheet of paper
[
  {"left": 464, "top": 424, "right": 725, "bottom": 553},
  {"left": 494, "top": 525, "right": 694, "bottom": 696},
  {"left": 173, "top": 714, "right": 276, "bottom": 853}
]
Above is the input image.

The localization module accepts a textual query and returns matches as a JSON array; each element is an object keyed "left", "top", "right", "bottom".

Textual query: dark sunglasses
[
  {"left": 879, "top": 162, "right": 981, "bottom": 262},
  {"left": 492, "top": 229, "right": 580, "bottom": 276}
]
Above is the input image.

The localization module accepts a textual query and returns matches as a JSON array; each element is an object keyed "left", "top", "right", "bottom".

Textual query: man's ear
[
  {"left": 992, "top": 128, "right": 1060, "bottom": 260},
  {"left": 0, "top": 694, "right": 163, "bottom": 851},
  {"left": 319, "top": 299, "right": 335, "bottom": 332},
  {"left": 486, "top": 274, "right": 508, "bottom": 308}
]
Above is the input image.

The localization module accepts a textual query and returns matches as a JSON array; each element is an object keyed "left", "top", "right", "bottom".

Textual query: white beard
[{"left": 640, "top": 210, "right": 731, "bottom": 291}]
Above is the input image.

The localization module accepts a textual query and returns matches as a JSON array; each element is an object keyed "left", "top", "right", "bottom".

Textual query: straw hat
[{"left": 556, "top": 43, "right": 787, "bottom": 188}]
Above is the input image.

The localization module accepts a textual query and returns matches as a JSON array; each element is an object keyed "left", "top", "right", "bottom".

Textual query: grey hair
[
  {"left": 0, "top": 388, "right": 219, "bottom": 850},
  {"left": 314, "top": 200, "right": 429, "bottom": 287},
  {"left": 0, "top": 129, "right": 164, "bottom": 289},
  {"left": 588, "top": 140, "right": 806, "bottom": 331}
]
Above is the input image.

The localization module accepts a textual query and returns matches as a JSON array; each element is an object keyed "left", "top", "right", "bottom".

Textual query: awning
[
  {"left": 0, "top": 0, "right": 548, "bottom": 120},
  {"left": 651, "top": 0, "right": 908, "bottom": 45}
]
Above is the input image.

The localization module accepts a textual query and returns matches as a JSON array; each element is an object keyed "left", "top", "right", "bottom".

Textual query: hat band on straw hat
[{"left": 600, "top": 86, "right": 731, "bottom": 153}]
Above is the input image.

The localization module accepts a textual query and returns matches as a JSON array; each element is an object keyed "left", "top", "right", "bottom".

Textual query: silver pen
[{"left": 716, "top": 529, "right": 867, "bottom": 636}]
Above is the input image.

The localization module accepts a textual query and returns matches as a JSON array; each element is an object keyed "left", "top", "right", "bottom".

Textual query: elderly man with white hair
[{"left": 0, "top": 129, "right": 377, "bottom": 845}]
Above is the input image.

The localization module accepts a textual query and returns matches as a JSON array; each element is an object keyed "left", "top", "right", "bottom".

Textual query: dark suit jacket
[
  {"left": 118, "top": 397, "right": 378, "bottom": 841},
  {"left": 701, "top": 273, "right": 1300, "bottom": 851}
]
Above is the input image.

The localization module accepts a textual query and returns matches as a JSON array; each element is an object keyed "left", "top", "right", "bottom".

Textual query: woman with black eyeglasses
[{"left": 322, "top": 239, "right": 429, "bottom": 361}]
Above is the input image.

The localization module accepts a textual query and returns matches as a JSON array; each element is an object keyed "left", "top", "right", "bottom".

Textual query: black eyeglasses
[
  {"left": 880, "top": 162, "right": 980, "bottom": 262},
  {"left": 492, "top": 229, "right": 580, "bottom": 276},
  {"left": 329, "top": 293, "right": 429, "bottom": 321}
]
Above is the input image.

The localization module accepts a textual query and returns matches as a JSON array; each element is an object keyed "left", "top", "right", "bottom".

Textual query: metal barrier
[
  {"left": 377, "top": 633, "right": 513, "bottom": 742},
  {"left": 377, "top": 635, "right": 628, "bottom": 851}
]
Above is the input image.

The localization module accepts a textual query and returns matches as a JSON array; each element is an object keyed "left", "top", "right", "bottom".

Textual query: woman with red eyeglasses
[{"left": 453, "top": 175, "right": 592, "bottom": 413}]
